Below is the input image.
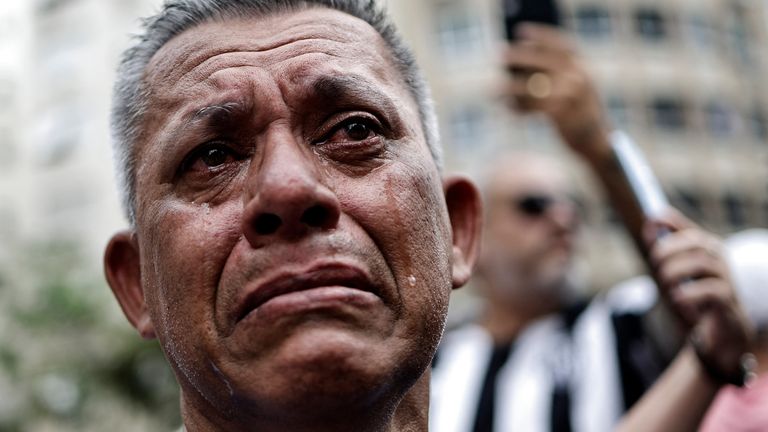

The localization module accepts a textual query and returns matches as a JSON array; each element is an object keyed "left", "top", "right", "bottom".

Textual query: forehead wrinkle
[
  {"left": 176, "top": 38, "right": 353, "bottom": 89},
  {"left": 202, "top": 51, "right": 348, "bottom": 89},
  {"left": 148, "top": 8, "right": 375, "bottom": 90},
  {"left": 145, "top": 9, "right": 400, "bottom": 117}
]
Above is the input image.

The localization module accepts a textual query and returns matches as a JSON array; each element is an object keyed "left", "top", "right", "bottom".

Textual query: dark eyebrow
[
  {"left": 155, "top": 100, "right": 249, "bottom": 158},
  {"left": 188, "top": 101, "right": 247, "bottom": 126},
  {"left": 310, "top": 75, "right": 399, "bottom": 118},
  {"left": 164, "top": 75, "right": 401, "bottom": 150}
]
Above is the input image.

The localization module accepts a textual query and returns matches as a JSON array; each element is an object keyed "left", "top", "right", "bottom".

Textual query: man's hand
[
  {"left": 646, "top": 210, "right": 754, "bottom": 383},
  {"left": 501, "top": 23, "right": 611, "bottom": 161}
]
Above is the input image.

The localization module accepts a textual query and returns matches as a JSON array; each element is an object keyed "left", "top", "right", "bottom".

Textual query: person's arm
[
  {"left": 502, "top": 24, "right": 692, "bottom": 355},
  {"left": 614, "top": 345, "right": 719, "bottom": 432},
  {"left": 502, "top": 25, "right": 754, "bottom": 430},
  {"left": 501, "top": 23, "right": 653, "bottom": 261},
  {"left": 616, "top": 212, "right": 754, "bottom": 432}
]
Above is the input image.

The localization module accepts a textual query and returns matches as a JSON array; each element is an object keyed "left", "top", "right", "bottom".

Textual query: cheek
[
  {"left": 336, "top": 158, "right": 453, "bottom": 337},
  {"left": 139, "top": 200, "right": 242, "bottom": 350}
]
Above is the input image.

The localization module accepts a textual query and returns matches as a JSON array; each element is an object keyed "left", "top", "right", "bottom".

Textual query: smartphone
[
  {"left": 610, "top": 129, "right": 676, "bottom": 268},
  {"left": 611, "top": 132, "right": 669, "bottom": 224},
  {"left": 503, "top": 0, "right": 561, "bottom": 40}
]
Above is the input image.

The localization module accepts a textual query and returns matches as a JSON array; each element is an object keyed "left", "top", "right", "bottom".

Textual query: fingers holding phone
[
  {"left": 644, "top": 211, "right": 750, "bottom": 329},
  {"left": 644, "top": 212, "right": 731, "bottom": 318},
  {"left": 644, "top": 210, "right": 754, "bottom": 384},
  {"left": 500, "top": 23, "right": 611, "bottom": 158}
]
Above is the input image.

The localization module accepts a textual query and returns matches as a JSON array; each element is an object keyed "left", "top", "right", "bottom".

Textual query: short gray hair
[{"left": 112, "top": 0, "right": 442, "bottom": 225}]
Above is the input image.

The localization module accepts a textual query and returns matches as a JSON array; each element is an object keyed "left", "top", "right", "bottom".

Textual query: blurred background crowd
[{"left": 0, "top": 0, "right": 766, "bottom": 430}]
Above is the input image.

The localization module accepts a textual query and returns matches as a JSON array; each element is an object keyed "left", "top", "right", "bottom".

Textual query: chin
[{"left": 231, "top": 326, "right": 398, "bottom": 412}]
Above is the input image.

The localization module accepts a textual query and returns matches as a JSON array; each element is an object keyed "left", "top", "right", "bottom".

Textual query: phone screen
[{"left": 503, "top": 0, "right": 561, "bottom": 40}]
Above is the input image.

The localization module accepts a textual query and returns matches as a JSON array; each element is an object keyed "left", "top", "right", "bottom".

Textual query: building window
[
  {"left": 573, "top": 6, "right": 613, "bottom": 40},
  {"left": 723, "top": 192, "right": 746, "bottom": 229},
  {"left": 704, "top": 102, "right": 734, "bottom": 137},
  {"left": 649, "top": 97, "right": 687, "bottom": 131},
  {"left": 606, "top": 95, "right": 630, "bottom": 128},
  {"left": 448, "top": 104, "right": 489, "bottom": 151},
  {"left": 686, "top": 15, "right": 715, "bottom": 52},
  {"left": 634, "top": 8, "right": 668, "bottom": 42},
  {"left": 435, "top": 6, "right": 485, "bottom": 61},
  {"left": 726, "top": 4, "right": 752, "bottom": 66},
  {"left": 749, "top": 106, "right": 767, "bottom": 141},
  {"left": 672, "top": 188, "right": 704, "bottom": 220}
]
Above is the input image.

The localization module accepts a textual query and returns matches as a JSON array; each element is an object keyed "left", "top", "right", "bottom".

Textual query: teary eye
[
  {"left": 319, "top": 116, "right": 381, "bottom": 145},
  {"left": 180, "top": 142, "right": 242, "bottom": 175},
  {"left": 200, "top": 147, "right": 229, "bottom": 167},
  {"left": 344, "top": 121, "right": 373, "bottom": 141}
]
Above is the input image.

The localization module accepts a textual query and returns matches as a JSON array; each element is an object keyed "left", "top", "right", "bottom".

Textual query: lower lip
[{"left": 238, "top": 286, "right": 382, "bottom": 325}]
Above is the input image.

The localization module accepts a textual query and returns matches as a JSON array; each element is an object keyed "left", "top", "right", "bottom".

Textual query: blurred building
[
  {"left": 0, "top": 0, "right": 162, "bottom": 269},
  {"left": 0, "top": 2, "right": 172, "bottom": 431},
  {"left": 389, "top": 0, "right": 768, "bottom": 287}
]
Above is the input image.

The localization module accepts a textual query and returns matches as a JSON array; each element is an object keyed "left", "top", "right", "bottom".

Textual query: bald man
[
  {"left": 474, "top": 154, "right": 581, "bottom": 333},
  {"left": 430, "top": 148, "right": 756, "bottom": 432},
  {"left": 431, "top": 151, "right": 670, "bottom": 432}
]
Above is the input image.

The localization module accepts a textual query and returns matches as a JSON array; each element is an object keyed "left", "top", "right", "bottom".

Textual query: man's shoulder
[
  {"left": 440, "top": 323, "right": 492, "bottom": 349},
  {"left": 601, "top": 276, "right": 658, "bottom": 315}
]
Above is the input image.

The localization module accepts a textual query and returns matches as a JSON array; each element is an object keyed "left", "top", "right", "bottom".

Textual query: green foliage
[
  {"left": 0, "top": 238, "right": 181, "bottom": 431},
  {"left": 0, "top": 347, "right": 18, "bottom": 375},
  {"left": 12, "top": 281, "right": 98, "bottom": 328}
]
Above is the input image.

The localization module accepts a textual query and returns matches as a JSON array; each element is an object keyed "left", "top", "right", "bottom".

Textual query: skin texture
[
  {"left": 104, "top": 8, "right": 481, "bottom": 432},
  {"left": 476, "top": 153, "right": 579, "bottom": 343}
]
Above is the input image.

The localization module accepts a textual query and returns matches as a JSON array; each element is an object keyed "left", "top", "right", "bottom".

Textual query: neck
[
  {"left": 180, "top": 371, "right": 431, "bottom": 432},
  {"left": 479, "top": 283, "right": 561, "bottom": 345}
]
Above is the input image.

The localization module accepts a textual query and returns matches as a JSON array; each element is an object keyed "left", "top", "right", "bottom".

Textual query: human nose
[
  {"left": 547, "top": 201, "right": 578, "bottom": 232},
  {"left": 241, "top": 133, "right": 341, "bottom": 247}
]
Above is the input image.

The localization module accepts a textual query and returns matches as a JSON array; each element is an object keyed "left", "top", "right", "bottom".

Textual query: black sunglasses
[
  {"left": 512, "top": 194, "right": 578, "bottom": 217},
  {"left": 513, "top": 195, "right": 554, "bottom": 216}
]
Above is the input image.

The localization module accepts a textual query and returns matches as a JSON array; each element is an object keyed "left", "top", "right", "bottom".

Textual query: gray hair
[{"left": 112, "top": 0, "right": 442, "bottom": 225}]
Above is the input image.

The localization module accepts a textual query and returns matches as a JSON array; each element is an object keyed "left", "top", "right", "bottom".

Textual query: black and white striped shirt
[{"left": 430, "top": 291, "right": 668, "bottom": 432}]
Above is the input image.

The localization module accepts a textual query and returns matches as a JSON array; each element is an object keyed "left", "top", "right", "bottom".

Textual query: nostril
[
  {"left": 255, "top": 213, "right": 282, "bottom": 235},
  {"left": 300, "top": 205, "right": 329, "bottom": 228}
]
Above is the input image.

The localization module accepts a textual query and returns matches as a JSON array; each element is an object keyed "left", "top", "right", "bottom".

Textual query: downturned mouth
[{"left": 234, "top": 265, "right": 373, "bottom": 324}]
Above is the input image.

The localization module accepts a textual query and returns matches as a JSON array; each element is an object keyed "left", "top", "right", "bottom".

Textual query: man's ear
[
  {"left": 104, "top": 230, "right": 155, "bottom": 339},
  {"left": 444, "top": 176, "right": 482, "bottom": 289}
]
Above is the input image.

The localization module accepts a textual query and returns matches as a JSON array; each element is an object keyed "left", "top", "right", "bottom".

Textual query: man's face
[
  {"left": 105, "top": 7, "right": 479, "bottom": 422},
  {"left": 480, "top": 156, "right": 578, "bottom": 302}
]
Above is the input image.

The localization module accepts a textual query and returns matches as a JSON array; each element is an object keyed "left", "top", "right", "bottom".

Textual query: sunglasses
[{"left": 511, "top": 194, "right": 577, "bottom": 217}]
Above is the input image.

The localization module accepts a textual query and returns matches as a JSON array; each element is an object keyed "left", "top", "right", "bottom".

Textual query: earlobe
[
  {"left": 104, "top": 230, "right": 156, "bottom": 339},
  {"left": 444, "top": 176, "right": 483, "bottom": 289}
]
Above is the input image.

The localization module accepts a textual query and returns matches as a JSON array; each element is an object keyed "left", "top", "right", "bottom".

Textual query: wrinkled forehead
[{"left": 144, "top": 7, "right": 399, "bottom": 95}]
